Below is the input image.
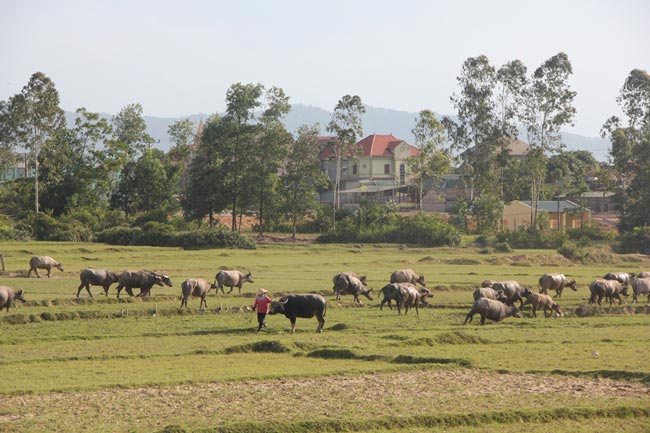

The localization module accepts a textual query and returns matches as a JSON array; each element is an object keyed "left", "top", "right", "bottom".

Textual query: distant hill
[{"left": 65, "top": 104, "right": 611, "bottom": 161}]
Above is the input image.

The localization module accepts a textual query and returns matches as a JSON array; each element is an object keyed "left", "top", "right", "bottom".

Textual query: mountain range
[{"left": 68, "top": 104, "right": 612, "bottom": 161}]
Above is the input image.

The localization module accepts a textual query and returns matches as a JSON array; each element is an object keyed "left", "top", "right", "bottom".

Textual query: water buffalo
[
  {"left": 332, "top": 273, "right": 373, "bottom": 303},
  {"left": 521, "top": 289, "right": 563, "bottom": 317},
  {"left": 180, "top": 278, "right": 217, "bottom": 309},
  {"left": 115, "top": 270, "right": 171, "bottom": 298},
  {"left": 603, "top": 272, "right": 634, "bottom": 289},
  {"left": 214, "top": 270, "right": 253, "bottom": 294},
  {"left": 0, "top": 286, "right": 26, "bottom": 312},
  {"left": 77, "top": 269, "right": 120, "bottom": 298},
  {"left": 464, "top": 298, "right": 521, "bottom": 325},
  {"left": 481, "top": 280, "right": 496, "bottom": 288},
  {"left": 397, "top": 283, "right": 430, "bottom": 316},
  {"left": 390, "top": 269, "right": 426, "bottom": 287},
  {"left": 632, "top": 277, "right": 650, "bottom": 303},
  {"left": 538, "top": 273, "right": 576, "bottom": 298},
  {"left": 268, "top": 294, "right": 327, "bottom": 333},
  {"left": 28, "top": 256, "right": 63, "bottom": 278},
  {"left": 332, "top": 272, "right": 368, "bottom": 301},
  {"left": 473, "top": 287, "right": 507, "bottom": 303},
  {"left": 379, "top": 283, "right": 402, "bottom": 310},
  {"left": 490, "top": 281, "right": 526, "bottom": 307},
  {"left": 637, "top": 271, "right": 650, "bottom": 278}
]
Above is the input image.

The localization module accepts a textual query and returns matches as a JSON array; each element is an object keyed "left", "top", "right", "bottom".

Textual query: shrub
[
  {"left": 616, "top": 226, "right": 650, "bottom": 254},
  {"left": 558, "top": 241, "right": 589, "bottom": 262}
]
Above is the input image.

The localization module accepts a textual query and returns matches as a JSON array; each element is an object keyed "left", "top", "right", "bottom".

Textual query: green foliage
[
  {"left": 96, "top": 225, "right": 256, "bottom": 249},
  {"left": 616, "top": 226, "right": 650, "bottom": 254},
  {"left": 33, "top": 212, "right": 93, "bottom": 242},
  {"left": 496, "top": 227, "right": 567, "bottom": 249}
]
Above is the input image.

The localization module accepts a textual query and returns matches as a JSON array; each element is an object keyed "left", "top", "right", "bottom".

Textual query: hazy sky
[{"left": 1, "top": 0, "right": 648, "bottom": 137}]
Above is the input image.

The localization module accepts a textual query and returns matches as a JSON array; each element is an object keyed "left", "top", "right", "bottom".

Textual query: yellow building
[{"left": 502, "top": 200, "right": 591, "bottom": 231}]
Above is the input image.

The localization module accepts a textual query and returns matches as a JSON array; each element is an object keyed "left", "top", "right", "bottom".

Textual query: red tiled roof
[{"left": 319, "top": 134, "right": 420, "bottom": 158}]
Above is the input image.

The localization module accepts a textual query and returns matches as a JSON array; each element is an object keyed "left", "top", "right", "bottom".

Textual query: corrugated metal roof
[{"left": 519, "top": 200, "right": 581, "bottom": 212}]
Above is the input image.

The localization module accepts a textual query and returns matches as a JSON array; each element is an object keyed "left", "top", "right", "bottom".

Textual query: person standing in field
[{"left": 252, "top": 288, "right": 273, "bottom": 332}]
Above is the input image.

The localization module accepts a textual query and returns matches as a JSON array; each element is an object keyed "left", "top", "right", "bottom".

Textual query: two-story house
[{"left": 318, "top": 134, "right": 420, "bottom": 207}]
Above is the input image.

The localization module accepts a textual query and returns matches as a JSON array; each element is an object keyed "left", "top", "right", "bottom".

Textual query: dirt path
[{"left": 2, "top": 368, "right": 648, "bottom": 431}]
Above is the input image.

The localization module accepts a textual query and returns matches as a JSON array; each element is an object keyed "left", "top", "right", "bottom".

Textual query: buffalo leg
[
  {"left": 316, "top": 314, "right": 325, "bottom": 333},
  {"left": 290, "top": 318, "right": 296, "bottom": 334},
  {"left": 76, "top": 283, "right": 85, "bottom": 298}
]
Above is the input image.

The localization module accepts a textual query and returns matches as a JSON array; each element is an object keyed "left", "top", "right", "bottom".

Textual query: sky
[{"left": 1, "top": 0, "right": 648, "bottom": 138}]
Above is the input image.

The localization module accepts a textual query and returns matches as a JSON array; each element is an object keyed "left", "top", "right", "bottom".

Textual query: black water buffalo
[
  {"left": 0, "top": 286, "right": 26, "bottom": 312},
  {"left": 603, "top": 272, "right": 634, "bottom": 289},
  {"left": 28, "top": 256, "right": 63, "bottom": 278},
  {"left": 268, "top": 294, "right": 327, "bottom": 333},
  {"left": 632, "top": 277, "right": 650, "bottom": 303},
  {"left": 77, "top": 269, "right": 120, "bottom": 298},
  {"left": 491, "top": 281, "right": 526, "bottom": 307},
  {"left": 538, "top": 273, "right": 577, "bottom": 298},
  {"left": 390, "top": 269, "right": 426, "bottom": 287},
  {"left": 115, "top": 270, "right": 172, "bottom": 298},
  {"left": 214, "top": 270, "right": 254, "bottom": 294},
  {"left": 332, "top": 273, "right": 372, "bottom": 303},
  {"left": 180, "top": 278, "right": 217, "bottom": 309},
  {"left": 463, "top": 298, "right": 521, "bottom": 325}
]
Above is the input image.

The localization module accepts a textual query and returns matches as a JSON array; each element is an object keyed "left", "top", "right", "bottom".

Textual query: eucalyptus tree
[
  {"left": 281, "top": 124, "right": 329, "bottom": 239},
  {"left": 110, "top": 103, "right": 154, "bottom": 162},
  {"left": 254, "top": 86, "right": 292, "bottom": 235},
  {"left": 601, "top": 69, "right": 650, "bottom": 231},
  {"left": 522, "top": 52, "right": 577, "bottom": 230},
  {"left": 409, "top": 109, "right": 451, "bottom": 211},
  {"left": 0, "top": 101, "right": 16, "bottom": 173},
  {"left": 325, "top": 95, "right": 365, "bottom": 224},
  {"left": 2, "top": 72, "right": 65, "bottom": 216},
  {"left": 167, "top": 118, "right": 195, "bottom": 162}
]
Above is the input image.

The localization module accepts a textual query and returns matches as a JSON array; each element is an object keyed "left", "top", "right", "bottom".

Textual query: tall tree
[
  {"left": 254, "top": 86, "right": 291, "bottom": 235},
  {"left": 325, "top": 95, "right": 365, "bottom": 224},
  {"left": 110, "top": 103, "right": 154, "bottom": 162},
  {"left": 281, "top": 124, "right": 328, "bottom": 239},
  {"left": 3, "top": 72, "right": 65, "bottom": 215},
  {"left": 602, "top": 69, "right": 650, "bottom": 231},
  {"left": 223, "top": 83, "right": 264, "bottom": 231},
  {"left": 522, "top": 52, "right": 577, "bottom": 230},
  {"left": 167, "top": 118, "right": 195, "bottom": 162},
  {"left": 0, "top": 101, "right": 16, "bottom": 173},
  {"left": 409, "top": 109, "right": 451, "bottom": 211}
]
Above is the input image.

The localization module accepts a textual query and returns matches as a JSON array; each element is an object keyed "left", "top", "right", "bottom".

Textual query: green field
[{"left": 1, "top": 241, "right": 649, "bottom": 433}]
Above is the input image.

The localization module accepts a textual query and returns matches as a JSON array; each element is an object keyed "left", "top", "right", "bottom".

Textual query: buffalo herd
[{"left": 2, "top": 256, "right": 650, "bottom": 331}]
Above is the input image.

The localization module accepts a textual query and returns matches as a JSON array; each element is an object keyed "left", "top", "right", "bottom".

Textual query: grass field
[{"left": 0, "top": 240, "right": 649, "bottom": 433}]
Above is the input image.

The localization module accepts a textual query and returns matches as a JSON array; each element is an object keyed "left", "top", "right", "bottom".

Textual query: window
[
  {"left": 352, "top": 164, "right": 357, "bottom": 174},
  {"left": 384, "top": 164, "right": 390, "bottom": 174},
  {"left": 399, "top": 164, "right": 405, "bottom": 185}
]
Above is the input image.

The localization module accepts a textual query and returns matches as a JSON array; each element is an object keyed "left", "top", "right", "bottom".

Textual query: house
[
  {"left": 318, "top": 134, "right": 421, "bottom": 207},
  {"left": 502, "top": 200, "right": 591, "bottom": 231},
  {"left": 0, "top": 153, "right": 33, "bottom": 181}
]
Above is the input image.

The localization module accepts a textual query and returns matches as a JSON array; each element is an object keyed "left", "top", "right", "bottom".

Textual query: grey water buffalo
[
  {"left": 538, "top": 273, "right": 577, "bottom": 298},
  {"left": 397, "top": 283, "right": 430, "bottom": 316},
  {"left": 464, "top": 298, "right": 521, "bottom": 325},
  {"left": 28, "top": 256, "right": 63, "bottom": 278},
  {"left": 390, "top": 269, "right": 426, "bottom": 287},
  {"left": 332, "top": 272, "right": 368, "bottom": 300},
  {"left": 180, "top": 278, "right": 217, "bottom": 309},
  {"left": 481, "top": 280, "right": 496, "bottom": 288},
  {"left": 77, "top": 269, "right": 120, "bottom": 298},
  {"left": 490, "top": 281, "right": 526, "bottom": 307},
  {"left": 590, "top": 279, "right": 628, "bottom": 306},
  {"left": 521, "top": 289, "right": 563, "bottom": 317},
  {"left": 332, "top": 273, "right": 372, "bottom": 303},
  {"left": 603, "top": 272, "right": 634, "bottom": 289},
  {"left": 115, "top": 270, "right": 171, "bottom": 298},
  {"left": 636, "top": 271, "right": 650, "bottom": 279},
  {"left": 473, "top": 287, "right": 507, "bottom": 303},
  {"left": 379, "top": 283, "right": 402, "bottom": 310},
  {"left": 0, "top": 286, "right": 26, "bottom": 312},
  {"left": 214, "top": 270, "right": 253, "bottom": 294},
  {"left": 268, "top": 294, "right": 327, "bottom": 333},
  {"left": 632, "top": 277, "right": 650, "bottom": 303}
]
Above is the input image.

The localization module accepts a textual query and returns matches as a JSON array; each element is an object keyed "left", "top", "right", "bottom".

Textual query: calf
[
  {"left": 214, "top": 270, "right": 254, "bottom": 294},
  {"left": 28, "top": 256, "right": 63, "bottom": 278},
  {"left": 332, "top": 273, "right": 372, "bottom": 303},
  {"left": 77, "top": 269, "right": 120, "bottom": 298},
  {"left": 180, "top": 278, "right": 217, "bottom": 309},
  {"left": 464, "top": 298, "right": 521, "bottom": 325},
  {"left": 268, "top": 294, "right": 327, "bottom": 333},
  {"left": 0, "top": 286, "right": 26, "bottom": 312},
  {"left": 521, "top": 290, "right": 563, "bottom": 317}
]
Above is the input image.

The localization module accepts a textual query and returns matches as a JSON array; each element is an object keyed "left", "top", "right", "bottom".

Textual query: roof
[
  {"left": 319, "top": 134, "right": 420, "bottom": 159},
  {"left": 518, "top": 200, "right": 583, "bottom": 213},
  {"left": 465, "top": 137, "right": 530, "bottom": 158}
]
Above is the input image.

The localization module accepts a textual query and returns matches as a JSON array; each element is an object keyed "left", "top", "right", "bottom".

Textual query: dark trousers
[{"left": 257, "top": 312, "right": 267, "bottom": 331}]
